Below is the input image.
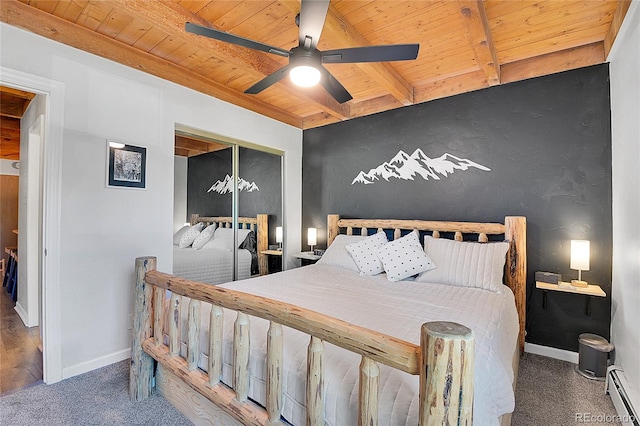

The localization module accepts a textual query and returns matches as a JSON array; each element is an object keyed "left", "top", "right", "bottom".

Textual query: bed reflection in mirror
[{"left": 173, "top": 132, "right": 283, "bottom": 283}]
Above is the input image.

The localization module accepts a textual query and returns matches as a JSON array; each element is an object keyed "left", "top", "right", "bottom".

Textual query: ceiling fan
[{"left": 186, "top": 0, "right": 419, "bottom": 104}]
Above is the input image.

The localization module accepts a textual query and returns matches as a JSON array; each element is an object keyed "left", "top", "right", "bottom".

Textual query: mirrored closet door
[
  {"left": 173, "top": 126, "right": 283, "bottom": 287},
  {"left": 237, "top": 146, "right": 283, "bottom": 276}
]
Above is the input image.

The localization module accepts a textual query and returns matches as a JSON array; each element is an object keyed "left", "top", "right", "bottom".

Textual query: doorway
[
  {"left": 0, "top": 85, "right": 42, "bottom": 393},
  {"left": 1, "top": 67, "right": 66, "bottom": 385}
]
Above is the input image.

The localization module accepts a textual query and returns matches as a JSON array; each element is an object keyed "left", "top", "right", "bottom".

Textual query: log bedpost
[
  {"left": 327, "top": 214, "right": 340, "bottom": 247},
  {"left": 130, "top": 256, "right": 156, "bottom": 402},
  {"left": 419, "top": 321, "right": 474, "bottom": 426},
  {"left": 257, "top": 213, "right": 269, "bottom": 276},
  {"left": 358, "top": 356, "right": 380, "bottom": 426},
  {"left": 505, "top": 216, "right": 527, "bottom": 354},
  {"left": 307, "top": 336, "right": 325, "bottom": 426}
]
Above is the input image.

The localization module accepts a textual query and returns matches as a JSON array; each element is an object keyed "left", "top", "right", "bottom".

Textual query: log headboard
[
  {"left": 327, "top": 214, "right": 527, "bottom": 353},
  {"left": 190, "top": 213, "right": 269, "bottom": 276}
]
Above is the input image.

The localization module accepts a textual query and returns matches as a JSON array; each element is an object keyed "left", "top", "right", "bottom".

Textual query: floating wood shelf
[
  {"left": 536, "top": 281, "right": 606, "bottom": 315},
  {"left": 535, "top": 281, "right": 606, "bottom": 297}
]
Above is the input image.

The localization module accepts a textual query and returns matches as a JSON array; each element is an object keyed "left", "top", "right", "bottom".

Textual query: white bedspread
[
  {"left": 177, "top": 264, "right": 519, "bottom": 425},
  {"left": 172, "top": 246, "right": 252, "bottom": 285}
]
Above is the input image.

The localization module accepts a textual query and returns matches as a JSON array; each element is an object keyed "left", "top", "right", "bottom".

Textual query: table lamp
[
  {"left": 308, "top": 227, "right": 317, "bottom": 253},
  {"left": 570, "top": 240, "right": 590, "bottom": 288},
  {"left": 276, "top": 226, "right": 283, "bottom": 251}
]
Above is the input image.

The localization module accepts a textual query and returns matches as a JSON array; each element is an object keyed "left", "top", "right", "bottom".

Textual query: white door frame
[{"left": 1, "top": 66, "right": 65, "bottom": 384}]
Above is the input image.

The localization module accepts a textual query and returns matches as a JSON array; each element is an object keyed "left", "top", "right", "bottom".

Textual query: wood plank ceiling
[
  {"left": 0, "top": 1, "right": 631, "bottom": 130},
  {"left": 0, "top": 86, "right": 34, "bottom": 160}
]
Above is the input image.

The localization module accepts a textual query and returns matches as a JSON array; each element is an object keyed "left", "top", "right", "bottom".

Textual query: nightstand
[
  {"left": 293, "top": 252, "right": 322, "bottom": 266},
  {"left": 536, "top": 281, "right": 606, "bottom": 315},
  {"left": 261, "top": 250, "right": 282, "bottom": 274}
]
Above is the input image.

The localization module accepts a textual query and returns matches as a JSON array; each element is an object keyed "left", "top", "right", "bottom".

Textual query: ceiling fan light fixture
[
  {"left": 289, "top": 65, "right": 321, "bottom": 87},
  {"left": 186, "top": 0, "right": 419, "bottom": 103}
]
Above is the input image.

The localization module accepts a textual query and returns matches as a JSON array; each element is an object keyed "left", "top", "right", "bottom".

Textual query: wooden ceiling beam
[
  {"left": 500, "top": 42, "right": 604, "bottom": 84},
  {"left": 302, "top": 112, "right": 341, "bottom": 130},
  {"left": 603, "top": 0, "right": 631, "bottom": 58},
  {"left": 322, "top": 5, "right": 415, "bottom": 106},
  {"left": 0, "top": 86, "right": 36, "bottom": 102},
  {"left": 0, "top": 115, "right": 20, "bottom": 160},
  {"left": 0, "top": 0, "right": 302, "bottom": 128},
  {"left": 414, "top": 69, "right": 489, "bottom": 104},
  {"left": 152, "top": 0, "right": 348, "bottom": 120},
  {"left": 175, "top": 135, "right": 228, "bottom": 154},
  {"left": 0, "top": 86, "right": 34, "bottom": 119},
  {"left": 174, "top": 147, "right": 191, "bottom": 157},
  {"left": 458, "top": 0, "right": 500, "bottom": 86},
  {"left": 0, "top": 99, "right": 26, "bottom": 119}
]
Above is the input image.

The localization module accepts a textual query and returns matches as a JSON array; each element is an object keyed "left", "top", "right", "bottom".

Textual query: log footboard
[{"left": 130, "top": 257, "right": 475, "bottom": 425}]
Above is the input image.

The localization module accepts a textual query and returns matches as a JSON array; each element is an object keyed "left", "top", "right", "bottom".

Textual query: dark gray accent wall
[
  {"left": 302, "top": 64, "right": 612, "bottom": 352},
  {"left": 187, "top": 147, "right": 282, "bottom": 244}
]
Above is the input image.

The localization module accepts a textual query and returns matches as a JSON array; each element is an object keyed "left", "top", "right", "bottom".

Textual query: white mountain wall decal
[
  {"left": 207, "top": 174, "right": 260, "bottom": 194},
  {"left": 351, "top": 149, "right": 490, "bottom": 185}
]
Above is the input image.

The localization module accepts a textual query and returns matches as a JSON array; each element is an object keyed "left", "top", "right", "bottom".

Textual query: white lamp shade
[
  {"left": 307, "top": 227, "right": 317, "bottom": 246},
  {"left": 570, "top": 240, "right": 590, "bottom": 271},
  {"left": 276, "top": 226, "right": 283, "bottom": 243}
]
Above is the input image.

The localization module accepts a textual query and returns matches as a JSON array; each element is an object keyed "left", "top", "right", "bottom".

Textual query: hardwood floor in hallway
[{"left": 0, "top": 282, "right": 42, "bottom": 394}]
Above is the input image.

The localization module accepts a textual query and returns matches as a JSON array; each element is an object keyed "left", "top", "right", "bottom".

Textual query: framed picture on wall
[{"left": 106, "top": 140, "right": 146, "bottom": 189}]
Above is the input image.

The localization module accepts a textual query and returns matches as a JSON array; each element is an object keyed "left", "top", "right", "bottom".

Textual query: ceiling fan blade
[
  {"left": 298, "top": 0, "right": 330, "bottom": 49},
  {"left": 319, "top": 66, "right": 352, "bottom": 104},
  {"left": 244, "top": 65, "right": 293, "bottom": 95},
  {"left": 186, "top": 22, "right": 290, "bottom": 57},
  {"left": 322, "top": 44, "right": 420, "bottom": 63}
]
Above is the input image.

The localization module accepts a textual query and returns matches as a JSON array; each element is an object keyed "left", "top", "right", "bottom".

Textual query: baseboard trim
[
  {"left": 525, "top": 342, "right": 579, "bottom": 364},
  {"left": 62, "top": 348, "right": 130, "bottom": 380},
  {"left": 14, "top": 302, "right": 34, "bottom": 327}
]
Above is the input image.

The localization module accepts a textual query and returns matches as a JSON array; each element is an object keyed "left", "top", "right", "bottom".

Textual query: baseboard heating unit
[{"left": 606, "top": 366, "right": 639, "bottom": 426}]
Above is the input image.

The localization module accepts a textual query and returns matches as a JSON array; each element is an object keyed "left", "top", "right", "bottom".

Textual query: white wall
[
  {"left": 173, "top": 156, "right": 188, "bottom": 232},
  {"left": 0, "top": 22, "right": 302, "bottom": 380},
  {"left": 608, "top": 0, "right": 640, "bottom": 410}
]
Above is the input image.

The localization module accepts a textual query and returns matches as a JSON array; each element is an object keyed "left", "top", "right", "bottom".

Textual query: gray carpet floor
[
  {"left": 0, "top": 353, "right": 620, "bottom": 425},
  {"left": 0, "top": 360, "right": 188, "bottom": 425},
  {"left": 513, "top": 352, "right": 620, "bottom": 425}
]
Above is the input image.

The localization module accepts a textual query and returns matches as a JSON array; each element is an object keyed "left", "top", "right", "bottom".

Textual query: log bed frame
[
  {"left": 131, "top": 215, "right": 526, "bottom": 425},
  {"left": 190, "top": 213, "right": 269, "bottom": 277}
]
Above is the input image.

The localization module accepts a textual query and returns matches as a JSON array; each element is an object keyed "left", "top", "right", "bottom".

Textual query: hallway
[{"left": 0, "top": 282, "right": 42, "bottom": 394}]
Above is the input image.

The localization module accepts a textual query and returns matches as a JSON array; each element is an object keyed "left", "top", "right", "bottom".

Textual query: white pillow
[
  {"left": 316, "top": 234, "right": 366, "bottom": 272},
  {"left": 206, "top": 227, "right": 253, "bottom": 251},
  {"left": 376, "top": 230, "right": 436, "bottom": 282},
  {"left": 191, "top": 224, "right": 217, "bottom": 249},
  {"left": 416, "top": 236, "right": 509, "bottom": 293},
  {"left": 178, "top": 223, "right": 204, "bottom": 248},
  {"left": 173, "top": 225, "right": 190, "bottom": 246},
  {"left": 345, "top": 231, "right": 388, "bottom": 276}
]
